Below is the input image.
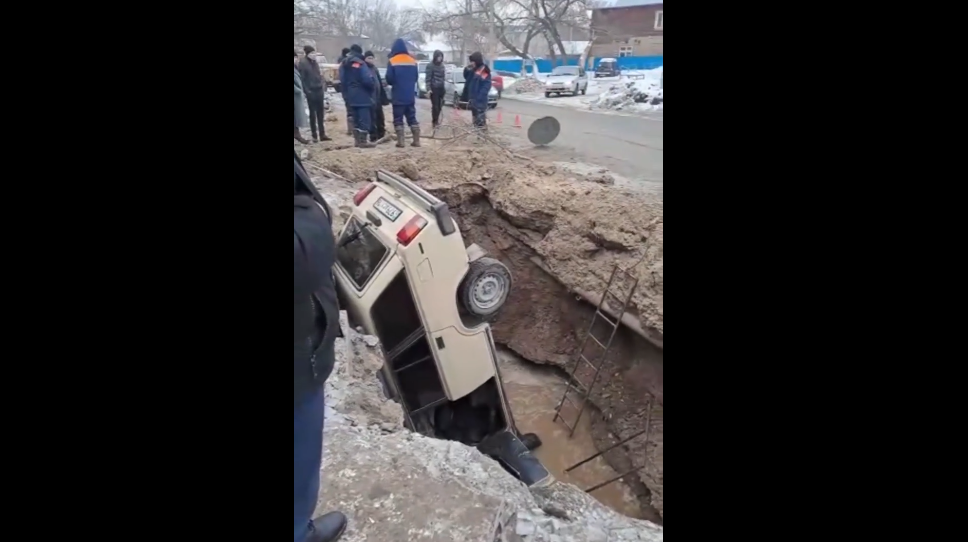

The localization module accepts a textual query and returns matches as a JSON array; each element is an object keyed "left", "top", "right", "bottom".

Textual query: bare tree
[{"left": 295, "top": 0, "right": 426, "bottom": 53}]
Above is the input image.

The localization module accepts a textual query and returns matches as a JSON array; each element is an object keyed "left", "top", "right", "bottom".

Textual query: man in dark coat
[
  {"left": 298, "top": 46, "right": 332, "bottom": 142},
  {"left": 341, "top": 45, "right": 377, "bottom": 148},
  {"left": 426, "top": 50, "right": 447, "bottom": 128},
  {"left": 464, "top": 52, "right": 492, "bottom": 130},
  {"left": 294, "top": 152, "right": 347, "bottom": 542},
  {"left": 337, "top": 48, "right": 353, "bottom": 135},
  {"left": 384, "top": 38, "right": 421, "bottom": 148},
  {"left": 364, "top": 51, "right": 390, "bottom": 143}
]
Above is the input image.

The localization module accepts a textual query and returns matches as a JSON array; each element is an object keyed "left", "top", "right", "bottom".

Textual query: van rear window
[{"left": 337, "top": 219, "right": 389, "bottom": 289}]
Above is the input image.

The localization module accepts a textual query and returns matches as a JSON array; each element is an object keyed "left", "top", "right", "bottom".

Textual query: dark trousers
[
  {"left": 306, "top": 91, "right": 327, "bottom": 140},
  {"left": 369, "top": 105, "right": 387, "bottom": 142},
  {"left": 430, "top": 87, "right": 445, "bottom": 126},
  {"left": 352, "top": 106, "right": 372, "bottom": 134},
  {"left": 471, "top": 106, "right": 487, "bottom": 129},
  {"left": 392, "top": 104, "right": 419, "bottom": 127},
  {"left": 293, "top": 386, "right": 326, "bottom": 542}
]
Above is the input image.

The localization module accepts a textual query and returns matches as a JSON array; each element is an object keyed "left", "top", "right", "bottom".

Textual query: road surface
[{"left": 412, "top": 95, "right": 663, "bottom": 196}]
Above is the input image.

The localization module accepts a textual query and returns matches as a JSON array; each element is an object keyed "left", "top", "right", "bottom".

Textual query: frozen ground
[{"left": 504, "top": 68, "right": 663, "bottom": 117}]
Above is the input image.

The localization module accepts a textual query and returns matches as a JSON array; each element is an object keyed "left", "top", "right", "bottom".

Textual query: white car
[{"left": 544, "top": 66, "right": 589, "bottom": 98}]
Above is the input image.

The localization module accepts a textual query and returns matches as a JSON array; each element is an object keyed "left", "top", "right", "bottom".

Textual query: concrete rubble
[{"left": 318, "top": 313, "right": 664, "bottom": 542}]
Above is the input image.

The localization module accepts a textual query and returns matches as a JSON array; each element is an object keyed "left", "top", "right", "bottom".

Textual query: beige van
[{"left": 334, "top": 170, "right": 551, "bottom": 487}]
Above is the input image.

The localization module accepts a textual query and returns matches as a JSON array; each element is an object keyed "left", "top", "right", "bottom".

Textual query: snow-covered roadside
[{"left": 503, "top": 68, "right": 664, "bottom": 117}]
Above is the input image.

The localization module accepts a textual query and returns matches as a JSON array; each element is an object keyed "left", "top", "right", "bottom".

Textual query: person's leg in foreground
[
  {"left": 293, "top": 386, "right": 345, "bottom": 542},
  {"left": 294, "top": 157, "right": 347, "bottom": 541}
]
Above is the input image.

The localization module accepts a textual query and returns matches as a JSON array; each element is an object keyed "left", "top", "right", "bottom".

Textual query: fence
[{"left": 492, "top": 56, "right": 663, "bottom": 74}]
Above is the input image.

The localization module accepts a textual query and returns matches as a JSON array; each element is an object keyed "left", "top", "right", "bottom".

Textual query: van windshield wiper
[{"left": 339, "top": 222, "right": 372, "bottom": 249}]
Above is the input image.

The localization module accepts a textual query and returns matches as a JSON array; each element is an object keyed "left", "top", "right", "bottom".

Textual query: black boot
[{"left": 306, "top": 512, "right": 347, "bottom": 542}]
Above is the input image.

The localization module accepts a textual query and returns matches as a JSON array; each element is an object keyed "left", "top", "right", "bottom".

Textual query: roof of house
[{"left": 593, "top": 0, "right": 663, "bottom": 8}]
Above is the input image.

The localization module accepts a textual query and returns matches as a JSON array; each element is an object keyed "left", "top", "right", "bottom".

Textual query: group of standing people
[
  {"left": 296, "top": 40, "right": 493, "bottom": 149},
  {"left": 340, "top": 40, "right": 422, "bottom": 149},
  {"left": 426, "top": 50, "right": 493, "bottom": 130}
]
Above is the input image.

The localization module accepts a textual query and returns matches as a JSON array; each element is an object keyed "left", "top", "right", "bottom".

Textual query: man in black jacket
[
  {"left": 293, "top": 152, "right": 346, "bottom": 542},
  {"left": 426, "top": 50, "right": 447, "bottom": 128},
  {"left": 298, "top": 46, "right": 332, "bottom": 142}
]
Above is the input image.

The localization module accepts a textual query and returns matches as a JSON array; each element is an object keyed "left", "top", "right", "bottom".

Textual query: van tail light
[
  {"left": 353, "top": 184, "right": 377, "bottom": 206},
  {"left": 397, "top": 216, "right": 428, "bottom": 246}
]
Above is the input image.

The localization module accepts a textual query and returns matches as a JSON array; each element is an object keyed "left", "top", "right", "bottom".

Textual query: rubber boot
[
  {"left": 356, "top": 130, "right": 375, "bottom": 149},
  {"left": 410, "top": 126, "right": 421, "bottom": 148},
  {"left": 395, "top": 126, "right": 406, "bottom": 148},
  {"left": 346, "top": 116, "right": 354, "bottom": 136}
]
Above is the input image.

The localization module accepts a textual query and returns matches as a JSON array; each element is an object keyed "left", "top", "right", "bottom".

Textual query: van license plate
[{"left": 374, "top": 198, "right": 402, "bottom": 222}]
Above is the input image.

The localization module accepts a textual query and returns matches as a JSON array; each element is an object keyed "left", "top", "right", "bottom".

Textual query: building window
[
  {"left": 655, "top": 11, "right": 664, "bottom": 30},
  {"left": 619, "top": 46, "right": 634, "bottom": 58}
]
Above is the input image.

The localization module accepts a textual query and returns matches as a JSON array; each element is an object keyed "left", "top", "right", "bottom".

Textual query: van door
[{"left": 430, "top": 326, "right": 496, "bottom": 400}]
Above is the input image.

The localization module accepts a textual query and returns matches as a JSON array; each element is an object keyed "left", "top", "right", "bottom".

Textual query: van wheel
[{"left": 461, "top": 257, "right": 512, "bottom": 318}]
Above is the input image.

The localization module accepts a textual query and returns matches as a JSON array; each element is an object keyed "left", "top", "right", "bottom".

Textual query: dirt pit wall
[{"left": 303, "top": 142, "right": 664, "bottom": 518}]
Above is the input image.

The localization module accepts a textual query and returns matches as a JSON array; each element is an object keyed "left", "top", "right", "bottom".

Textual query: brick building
[{"left": 590, "top": 0, "right": 663, "bottom": 59}]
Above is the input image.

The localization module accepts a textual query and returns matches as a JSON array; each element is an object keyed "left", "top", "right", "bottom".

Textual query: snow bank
[{"left": 589, "top": 68, "right": 664, "bottom": 113}]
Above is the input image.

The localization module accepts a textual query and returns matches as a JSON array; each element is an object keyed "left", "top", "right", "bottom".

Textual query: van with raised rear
[{"left": 333, "top": 170, "right": 552, "bottom": 487}]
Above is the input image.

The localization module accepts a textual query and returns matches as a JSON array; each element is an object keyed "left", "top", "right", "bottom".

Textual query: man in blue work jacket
[
  {"left": 464, "top": 52, "right": 492, "bottom": 130},
  {"left": 384, "top": 38, "right": 421, "bottom": 148},
  {"left": 340, "top": 44, "right": 377, "bottom": 148}
]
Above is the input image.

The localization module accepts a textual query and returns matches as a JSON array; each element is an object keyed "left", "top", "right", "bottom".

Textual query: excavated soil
[{"left": 299, "top": 128, "right": 664, "bottom": 518}]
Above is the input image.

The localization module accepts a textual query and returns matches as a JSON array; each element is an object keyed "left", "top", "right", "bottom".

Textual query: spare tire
[{"left": 460, "top": 257, "right": 512, "bottom": 319}]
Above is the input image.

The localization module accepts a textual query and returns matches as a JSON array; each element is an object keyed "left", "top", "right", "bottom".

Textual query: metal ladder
[{"left": 553, "top": 265, "right": 639, "bottom": 437}]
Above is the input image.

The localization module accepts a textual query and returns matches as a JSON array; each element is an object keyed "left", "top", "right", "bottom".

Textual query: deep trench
[
  {"left": 428, "top": 184, "right": 665, "bottom": 524},
  {"left": 312, "top": 159, "right": 664, "bottom": 523}
]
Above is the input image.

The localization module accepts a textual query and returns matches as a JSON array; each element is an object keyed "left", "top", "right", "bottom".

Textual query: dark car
[{"left": 595, "top": 58, "right": 622, "bottom": 78}]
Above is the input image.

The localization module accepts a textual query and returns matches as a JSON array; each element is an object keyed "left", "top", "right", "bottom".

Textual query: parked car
[
  {"left": 335, "top": 170, "right": 552, "bottom": 488},
  {"left": 595, "top": 58, "right": 621, "bottom": 78},
  {"left": 417, "top": 61, "right": 430, "bottom": 99},
  {"left": 443, "top": 69, "right": 499, "bottom": 109},
  {"left": 544, "top": 66, "right": 589, "bottom": 98}
]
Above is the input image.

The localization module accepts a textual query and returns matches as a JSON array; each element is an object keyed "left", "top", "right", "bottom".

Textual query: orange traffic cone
[
  {"left": 514, "top": 115, "right": 522, "bottom": 129},
  {"left": 496, "top": 111, "right": 503, "bottom": 125}
]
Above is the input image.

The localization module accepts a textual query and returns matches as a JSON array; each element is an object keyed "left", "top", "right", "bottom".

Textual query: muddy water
[{"left": 497, "top": 349, "right": 645, "bottom": 519}]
